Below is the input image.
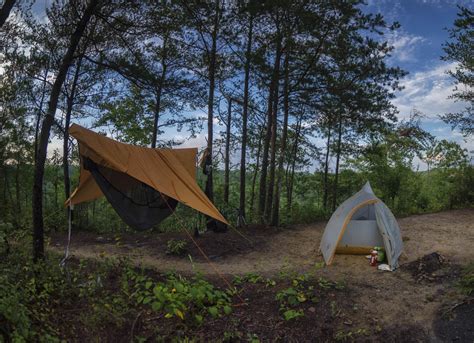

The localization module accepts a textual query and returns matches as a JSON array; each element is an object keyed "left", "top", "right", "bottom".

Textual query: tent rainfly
[
  {"left": 65, "top": 124, "right": 228, "bottom": 230},
  {"left": 319, "top": 182, "right": 403, "bottom": 270}
]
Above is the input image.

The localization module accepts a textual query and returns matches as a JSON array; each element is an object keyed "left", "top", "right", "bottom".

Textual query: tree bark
[
  {"left": 322, "top": 123, "right": 331, "bottom": 211},
  {"left": 271, "top": 48, "right": 290, "bottom": 226},
  {"left": 258, "top": 37, "right": 282, "bottom": 223},
  {"left": 204, "top": 0, "right": 220, "bottom": 202},
  {"left": 332, "top": 114, "right": 343, "bottom": 212},
  {"left": 32, "top": 0, "right": 99, "bottom": 261},
  {"left": 287, "top": 116, "right": 302, "bottom": 215},
  {"left": 264, "top": 37, "right": 283, "bottom": 223},
  {"left": 223, "top": 98, "right": 231, "bottom": 204},
  {"left": 14, "top": 154, "right": 21, "bottom": 224},
  {"left": 0, "top": 0, "right": 16, "bottom": 28},
  {"left": 151, "top": 34, "right": 168, "bottom": 148},
  {"left": 34, "top": 67, "right": 50, "bottom": 161},
  {"left": 250, "top": 126, "right": 264, "bottom": 220},
  {"left": 63, "top": 56, "right": 83, "bottom": 201},
  {"left": 238, "top": 14, "right": 253, "bottom": 222}
]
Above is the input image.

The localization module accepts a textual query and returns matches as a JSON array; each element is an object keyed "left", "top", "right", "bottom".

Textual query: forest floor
[{"left": 49, "top": 208, "right": 474, "bottom": 341}]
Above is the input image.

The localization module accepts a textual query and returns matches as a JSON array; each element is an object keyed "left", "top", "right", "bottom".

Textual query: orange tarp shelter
[{"left": 65, "top": 124, "right": 227, "bottom": 226}]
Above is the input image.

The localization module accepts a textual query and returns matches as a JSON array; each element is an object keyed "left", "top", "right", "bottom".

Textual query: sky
[
  {"left": 41, "top": 0, "right": 473, "bottom": 170},
  {"left": 364, "top": 0, "right": 473, "bottom": 168}
]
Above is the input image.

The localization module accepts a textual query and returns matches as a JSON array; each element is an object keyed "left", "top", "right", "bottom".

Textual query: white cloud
[
  {"left": 388, "top": 31, "right": 426, "bottom": 62},
  {"left": 392, "top": 61, "right": 468, "bottom": 121}
]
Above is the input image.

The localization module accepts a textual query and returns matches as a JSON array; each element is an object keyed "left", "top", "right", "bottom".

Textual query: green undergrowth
[
  {"left": 0, "top": 245, "right": 233, "bottom": 341},
  {"left": 458, "top": 262, "right": 474, "bottom": 296}
]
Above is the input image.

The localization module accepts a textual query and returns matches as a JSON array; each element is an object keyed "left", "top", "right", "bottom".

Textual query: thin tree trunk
[
  {"left": 322, "top": 123, "right": 331, "bottom": 211},
  {"left": 258, "top": 37, "right": 282, "bottom": 222},
  {"left": 204, "top": 0, "right": 220, "bottom": 202},
  {"left": 54, "top": 171, "right": 59, "bottom": 209},
  {"left": 238, "top": 14, "right": 253, "bottom": 222},
  {"left": 0, "top": 0, "right": 16, "bottom": 28},
  {"left": 250, "top": 126, "right": 264, "bottom": 220},
  {"left": 5, "top": 169, "right": 15, "bottom": 223},
  {"left": 32, "top": 0, "right": 99, "bottom": 261},
  {"left": 14, "top": 156, "right": 21, "bottom": 224},
  {"left": 332, "top": 114, "right": 343, "bottom": 212},
  {"left": 34, "top": 67, "right": 50, "bottom": 160},
  {"left": 271, "top": 48, "right": 290, "bottom": 226},
  {"left": 264, "top": 37, "right": 283, "bottom": 223},
  {"left": 223, "top": 98, "right": 231, "bottom": 204},
  {"left": 151, "top": 34, "right": 168, "bottom": 148},
  {"left": 287, "top": 116, "right": 302, "bottom": 214},
  {"left": 63, "top": 57, "right": 83, "bottom": 201}
]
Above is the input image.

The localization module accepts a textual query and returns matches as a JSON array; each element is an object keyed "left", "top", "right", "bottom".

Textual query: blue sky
[{"left": 364, "top": 0, "right": 473, "bottom": 168}]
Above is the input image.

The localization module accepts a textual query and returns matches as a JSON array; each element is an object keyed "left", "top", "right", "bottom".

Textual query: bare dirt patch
[{"left": 434, "top": 298, "right": 474, "bottom": 342}]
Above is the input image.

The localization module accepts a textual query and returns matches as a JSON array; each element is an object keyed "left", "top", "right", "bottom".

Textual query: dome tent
[
  {"left": 319, "top": 182, "right": 403, "bottom": 270},
  {"left": 65, "top": 124, "right": 228, "bottom": 230}
]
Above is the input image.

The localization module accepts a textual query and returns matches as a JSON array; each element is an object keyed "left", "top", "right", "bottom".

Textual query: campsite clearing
[{"left": 49, "top": 208, "right": 474, "bottom": 341}]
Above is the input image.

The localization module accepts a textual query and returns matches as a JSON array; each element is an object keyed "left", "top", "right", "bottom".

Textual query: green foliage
[
  {"left": 458, "top": 263, "right": 474, "bottom": 296},
  {"left": 0, "top": 241, "right": 235, "bottom": 340},
  {"left": 275, "top": 273, "right": 346, "bottom": 321},
  {"left": 0, "top": 277, "right": 32, "bottom": 341},
  {"left": 334, "top": 328, "right": 369, "bottom": 341},
  {"left": 441, "top": 6, "right": 473, "bottom": 136},
  {"left": 275, "top": 274, "right": 314, "bottom": 320},
  {"left": 233, "top": 272, "right": 276, "bottom": 287},
  {"left": 166, "top": 239, "right": 188, "bottom": 256},
  {"left": 127, "top": 269, "right": 232, "bottom": 324},
  {"left": 0, "top": 221, "right": 13, "bottom": 255}
]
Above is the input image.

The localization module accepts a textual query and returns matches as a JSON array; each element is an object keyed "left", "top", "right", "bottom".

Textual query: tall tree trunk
[
  {"left": 34, "top": 67, "right": 50, "bottom": 161},
  {"left": 151, "top": 34, "right": 168, "bottom": 148},
  {"left": 264, "top": 37, "right": 283, "bottom": 223},
  {"left": 0, "top": 0, "right": 16, "bottom": 28},
  {"left": 223, "top": 98, "right": 232, "bottom": 204},
  {"left": 32, "top": 0, "right": 99, "bottom": 261},
  {"left": 204, "top": 0, "right": 220, "bottom": 202},
  {"left": 258, "top": 37, "right": 282, "bottom": 223},
  {"left": 5, "top": 169, "right": 15, "bottom": 223},
  {"left": 287, "top": 116, "right": 302, "bottom": 215},
  {"left": 271, "top": 48, "right": 290, "bottom": 226},
  {"left": 250, "top": 126, "right": 264, "bottom": 220},
  {"left": 14, "top": 155, "right": 21, "bottom": 224},
  {"left": 332, "top": 114, "right": 343, "bottom": 212},
  {"left": 322, "top": 123, "right": 331, "bottom": 211},
  {"left": 238, "top": 14, "right": 253, "bottom": 222},
  {"left": 63, "top": 57, "right": 83, "bottom": 201}
]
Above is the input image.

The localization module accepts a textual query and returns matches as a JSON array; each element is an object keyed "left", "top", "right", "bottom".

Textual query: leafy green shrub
[
  {"left": 0, "top": 221, "right": 13, "bottom": 255},
  {"left": 0, "top": 277, "right": 32, "bottom": 342},
  {"left": 166, "top": 239, "right": 188, "bottom": 256},
  {"left": 127, "top": 270, "right": 232, "bottom": 324}
]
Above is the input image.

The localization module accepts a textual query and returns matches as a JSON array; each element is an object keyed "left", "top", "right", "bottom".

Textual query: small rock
[{"left": 308, "top": 307, "right": 316, "bottom": 313}]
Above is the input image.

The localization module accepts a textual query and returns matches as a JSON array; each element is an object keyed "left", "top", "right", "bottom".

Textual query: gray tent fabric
[
  {"left": 84, "top": 157, "right": 178, "bottom": 230},
  {"left": 319, "top": 182, "right": 403, "bottom": 269},
  {"left": 374, "top": 202, "right": 403, "bottom": 269}
]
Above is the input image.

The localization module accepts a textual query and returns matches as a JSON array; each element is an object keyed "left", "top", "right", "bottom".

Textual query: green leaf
[
  {"left": 223, "top": 305, "right": 232, "bottom": 315},
  {"left": 208, "top": 306, "right": 218, "bottom": 317},
  {"left": 151, "top": 301, "right": 162, "bottom": 311}
]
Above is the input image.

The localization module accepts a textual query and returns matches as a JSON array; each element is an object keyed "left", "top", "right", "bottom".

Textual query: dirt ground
[{"left": 49, "top": 208, "right": 474, "bottom": 341}]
